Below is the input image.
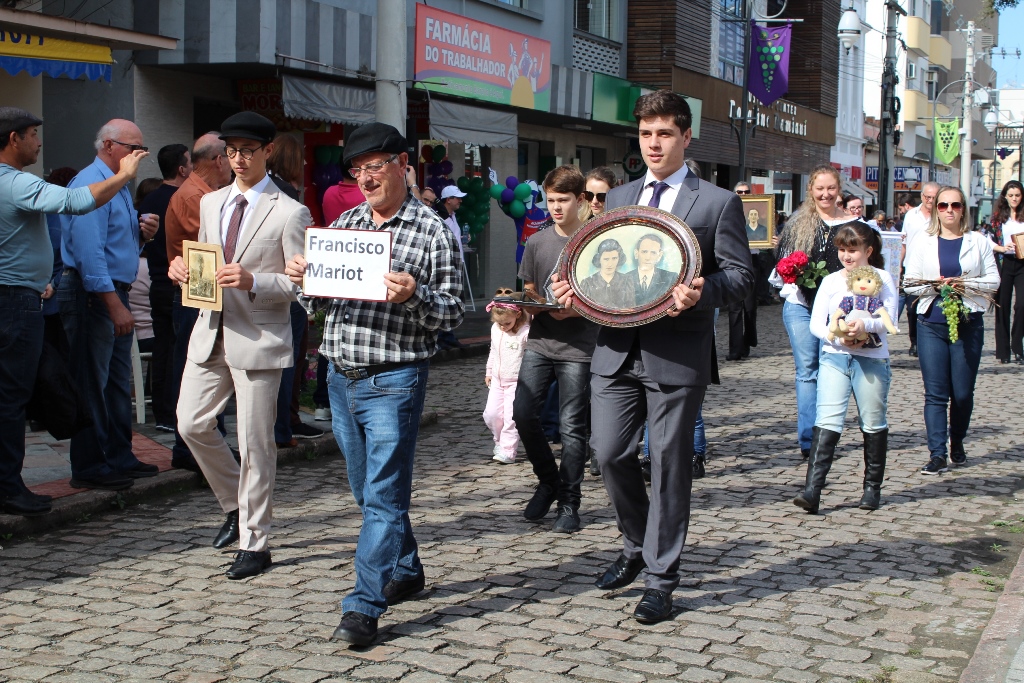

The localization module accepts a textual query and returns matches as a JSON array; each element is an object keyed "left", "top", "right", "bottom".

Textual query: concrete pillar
[{"left": 375, "top": 0, "right": 407, "bottom": 130}]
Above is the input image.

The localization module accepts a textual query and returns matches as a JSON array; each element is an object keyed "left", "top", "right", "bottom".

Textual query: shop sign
[
  {"left": 623, "top": 151, "right": 646, "bottom": 177},
  {"left": 414, "top": 4, "right": 551, "bottom": 111},
  {"left": 865, "top": 166, "right": 923, "bottom": 191},
  {"left": 592, "top": 73, "right": 702, "bottom": 138},
  {"left": 238, "top": 79, "right": 327, "bottom": 133},
  {"left": 728, "top": 94, "right": 808, "bottom": 137}
]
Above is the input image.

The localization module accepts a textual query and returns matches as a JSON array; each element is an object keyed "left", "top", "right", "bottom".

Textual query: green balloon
[
  {"left": 470, "top": 176, "right": 484, "bottom": 192},
  {"left": 330, "top": 146, "right": 343, "bottom": 164},
  {"left": 489, "top": 184, "right": 504, "bottom": 200},
  {"left": 456, "top": 176, "right": 470, "bottom": 191},
  {"left": 509, "top": 199, "right": 526, "bottom": 218},
  {"left": 432, "top": 144, "right": 446, "bottom": 163},
  {"left": 314, "top": 146, "right": 332, "bottom": 165},
  {"left": 514, "top": 183, "right": 532, "bottom": 201}
]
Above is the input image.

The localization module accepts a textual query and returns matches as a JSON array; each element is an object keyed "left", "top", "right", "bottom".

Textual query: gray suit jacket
[
  {"left": 187, "top": 183, "right": 310, "bottom": 371},
  {"left": 592, "top": 173, "right": 753, "bottom": 386}
]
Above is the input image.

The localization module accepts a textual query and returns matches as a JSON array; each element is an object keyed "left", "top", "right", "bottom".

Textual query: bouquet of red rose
[{"left": 777, "top": 251, "right": 828, "bottom": 289}]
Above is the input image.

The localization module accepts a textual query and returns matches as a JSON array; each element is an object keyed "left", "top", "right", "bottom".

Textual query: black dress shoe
[
  {"left": 123, "top": 462, "right": 159, "bottom": 478},
  {"left": 909, "top": 343, "right": 918, "bottom": 357},
  {"left": 225, "top": 550, "right": 271, "bottom": 579},
  {"left": 641, "top": 456, "right": 652, "bottom": 483},
  {"left": 692, "top": 452, "right": 706, "bottom": 479},
  {"left": 1, "top": 492, "right": 52, "bottom": 517},
  {"left": 25, "top": 490, "right": 52, "bottom": 504},
  {"left": 634, "top": 588, "right": 673, "bottom": 623},
  {"left": 331, "top": 611, "right": 378, "bottom": 647},
  {"left": 212, "top": 509, "right": 240, "bottom": 549},
  {"left": 383, "top": 568, "right": 426, "bottom": 605},
  {"left": 171, "top": 456, "right": 203, "bottom": 474},
  {"left": 595, "top": 553, "right": 647, "bottom": 590},
  {"left": 69, "top": 473, "right": 134, "bottom": 491}
]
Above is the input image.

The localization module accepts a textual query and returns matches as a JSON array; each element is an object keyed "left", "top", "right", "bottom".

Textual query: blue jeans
[
  {"left": 782, "top": 301, "right": 820, "bottom": 450},
  {"left": 511, "top": 351, "right": 591, "bottom": 508},
  {"left": 328, "top": 360, "right": 429, "bottom": 619},
  {"left": 0, "top": 287, "right": 44, "bottom": 497},
  {"left": 917, "top": 315, "right": 984, "bottom": 460},
  {"left": 274, "top": 302, "right": 308, "bottom": 443},
  {"left": 815, "top": 352, "right": 891, "bottom": 434},
  {"left": 58, "top": 271, "right": 141, "bottom": 478},
  {"left": 643, "top": 406, "right": 705, "bottom": 457}
]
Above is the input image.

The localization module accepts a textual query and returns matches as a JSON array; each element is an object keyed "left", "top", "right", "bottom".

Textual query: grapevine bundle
[{"left": 903, "top": 277, "right": 996, "bottom": 343}]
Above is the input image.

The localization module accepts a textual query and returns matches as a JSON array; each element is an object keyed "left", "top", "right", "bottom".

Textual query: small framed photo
[
  {"left": 182, "top": 240, "right": 224, "bottom": 311},
  {"left": 559, "top": 205, "right": 702, "bottom": 327},
  {"left": 740, "top": 194, "right": 775, "bottom": 250}
]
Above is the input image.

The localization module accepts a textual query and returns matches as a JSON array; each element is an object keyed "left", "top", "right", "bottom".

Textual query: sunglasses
[
  {"left": 494, "top": 287, "right": 514, "bottom": 296},
  {"left": 583, "top": 191, "right": 607, "bottom": 203},
  {"left": 937, "top": 202, "right": 964, "bottom": 211},
  {"left": 735, "top": 189, "right": 751, "bottom": 195},
  {"left": 109, "top": 139, "right": 148, "bottom": 153}
]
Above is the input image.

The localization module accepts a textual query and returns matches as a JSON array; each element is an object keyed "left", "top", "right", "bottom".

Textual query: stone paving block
[{"left": 566, "top": 663, "right": 644, "bottom": 682}]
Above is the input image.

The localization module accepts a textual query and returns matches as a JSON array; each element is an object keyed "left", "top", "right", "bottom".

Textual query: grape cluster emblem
[{"left": 757, "top": 29, "right": 785, "bottom": 92}]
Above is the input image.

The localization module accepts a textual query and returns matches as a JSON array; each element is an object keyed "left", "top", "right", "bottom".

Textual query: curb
[
  {"left": 430, "top": 338, "right": 489, "bottom": 364},
  {"left": 960, "top": 548, "right": 1024, "bottom": 682}
]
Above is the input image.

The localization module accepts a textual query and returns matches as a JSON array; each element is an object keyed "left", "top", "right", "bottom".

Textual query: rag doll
[{"left": 827, "top": 266, "right": 898, "bottom": 347}]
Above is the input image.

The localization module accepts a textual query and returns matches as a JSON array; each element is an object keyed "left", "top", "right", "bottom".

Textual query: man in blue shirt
[
  {"left": 0, "top": 108, "right": 147, "bottom": 516},
  {"left": 59, "top": 119, "right": 160, "bottom": 491}
]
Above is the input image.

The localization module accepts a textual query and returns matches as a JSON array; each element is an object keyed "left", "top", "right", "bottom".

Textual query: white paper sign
[
  {"left": 303, "top": 227, "right": 392, "bottom": 301},
  {"left": 879, "top": 231, "right": 903, "bottom": 290}
]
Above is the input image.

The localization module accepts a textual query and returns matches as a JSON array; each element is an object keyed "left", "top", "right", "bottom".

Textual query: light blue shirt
[
  {"left": 61, "top": 157, "right": 140, "bottom": 292},
  {"left": 0, "top": 163, "right": 95, "bottom": 292}
]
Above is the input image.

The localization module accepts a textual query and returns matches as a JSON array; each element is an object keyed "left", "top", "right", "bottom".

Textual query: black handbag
[{"left": 27, "top": 341, "right": 93, "bottom": 440}]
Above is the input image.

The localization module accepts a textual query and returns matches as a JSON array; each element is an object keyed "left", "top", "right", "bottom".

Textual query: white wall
[{"left": 0, "top": 72, "right": 44, "bottom": 177}]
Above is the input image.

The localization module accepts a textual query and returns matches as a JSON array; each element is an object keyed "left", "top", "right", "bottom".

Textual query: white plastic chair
[{"left": 130, "top": 336, "right": 152, "bottom": 424}]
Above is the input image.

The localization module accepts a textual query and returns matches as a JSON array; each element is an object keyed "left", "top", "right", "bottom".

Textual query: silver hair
[
  {"left": 93, "top": 121, "right": 133, "bottom": 151},
  {"left": 192, "top": 132, "right": 225, "bottom": 162}
]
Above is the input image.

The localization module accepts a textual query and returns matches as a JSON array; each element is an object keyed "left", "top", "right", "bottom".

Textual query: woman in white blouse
[
  {"left": 991, "top": 180, "right": 1024, "bottom": 363},
  {"left": 904, "top": 186, "right": 1000, "bottom": 474}
]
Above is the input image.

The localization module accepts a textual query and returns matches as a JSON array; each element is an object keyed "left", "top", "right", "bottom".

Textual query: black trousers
[
  {"left": 727, "top": 286, "right": 757, "bottom": 358},
  {"left": 996, "top": 257, "right": 1024, "bottom": 359}
]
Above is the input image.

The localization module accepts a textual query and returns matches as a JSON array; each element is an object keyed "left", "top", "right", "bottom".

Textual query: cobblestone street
[{"left": 2, "top": 307, "right": 1024, "bottom": 683}]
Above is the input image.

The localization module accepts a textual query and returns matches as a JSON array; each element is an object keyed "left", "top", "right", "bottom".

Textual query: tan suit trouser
[{"left": 177, "top": 336, "right": 281, "bottom": 552}]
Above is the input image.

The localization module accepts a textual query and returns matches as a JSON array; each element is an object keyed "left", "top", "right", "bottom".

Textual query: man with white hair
[{"left": 59, "top": 119, "right": 160, "bottom": 491}]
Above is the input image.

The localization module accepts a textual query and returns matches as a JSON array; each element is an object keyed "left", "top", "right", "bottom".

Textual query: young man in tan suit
[{"left": 169, "top": 113, "right": 310, "bottom": 579}]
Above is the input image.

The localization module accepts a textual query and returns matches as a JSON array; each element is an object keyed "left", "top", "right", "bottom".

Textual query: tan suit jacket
[{"left": 187, "top": 182, "right": 310, "bottom": 370}]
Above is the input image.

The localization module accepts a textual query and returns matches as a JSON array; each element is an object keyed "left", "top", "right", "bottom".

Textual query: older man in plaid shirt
[{"left": 286, "top": 123, "right": 463, "bottom": 647}]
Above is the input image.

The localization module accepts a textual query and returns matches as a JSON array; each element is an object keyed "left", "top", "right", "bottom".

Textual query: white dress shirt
[
  {"left": 901, "top": 206, "right": 931, "bottom": 261},
  {"left": 220, "top": 173, "right": 273, "bottom": 247},
  {"left": 637, "top": 164, "right": 689, "bottom": 210}
]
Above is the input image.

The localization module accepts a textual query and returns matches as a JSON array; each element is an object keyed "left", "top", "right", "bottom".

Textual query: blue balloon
[
  {"left": 500, "top": 188, "right": 515, "bottom": 203},
  {"left": 505, "top": 176, "right": 519, "bottom": 190}
]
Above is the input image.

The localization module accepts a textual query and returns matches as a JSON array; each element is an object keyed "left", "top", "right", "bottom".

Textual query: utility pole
[
  {"left": 959, "top": 21, "right": 977, "bottom": 196},
  {"left": 878, "top": 0, "right": 905, "bottom": 217},
  {"left": 737, "top": 0, "right": 753, "bottom": 184},
  {"left": 375, "top": 0, "right": 407, "bottom": 131}
]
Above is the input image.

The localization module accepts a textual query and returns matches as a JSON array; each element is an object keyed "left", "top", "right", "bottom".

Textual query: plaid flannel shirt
[{"left": 303, "top": 195, "right": 464, "bottom": 367}]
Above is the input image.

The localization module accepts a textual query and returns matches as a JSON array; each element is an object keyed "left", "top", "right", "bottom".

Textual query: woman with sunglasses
[
  {"left": 904, "top": 186, "right": 1000, "bottom": 474},
  {"left": 990, "top": 180, "right": 1024, "bottom": 363},
  {"left": 583, "top": 167, "right": 616, "bottom": 217}
]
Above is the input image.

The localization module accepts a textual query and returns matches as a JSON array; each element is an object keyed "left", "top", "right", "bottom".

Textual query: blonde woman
[
  {"left": 774, "top": 165, "right": 849, "bottom": 458},
  {"left": 904, "top": 186, "right": 999, "bottom": 473}
]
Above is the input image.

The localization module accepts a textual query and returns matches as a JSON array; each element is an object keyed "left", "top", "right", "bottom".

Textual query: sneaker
[
  {"left": 154, "top": 423, "right": 176, "bottom": 433},
  {"left": 552, "top": 504, "right": 580, "bottom": 533},
  {"left": 493, "top": 452, "right": 516, "bottom": 464},
  {"left": 314, "top": 407, "right": 332, "bottom": 421},
  {"left": 921, "top": 458, "right": 949, "bottom": 475},
  {"left": 950, "top": 441, "right": 967, "bottom": 466},
  {"left": 524, "top": 483, "right": 557, "bottom": 521},
  {"left": 292, "top": 422, "right": 325, "bottom": 439}
]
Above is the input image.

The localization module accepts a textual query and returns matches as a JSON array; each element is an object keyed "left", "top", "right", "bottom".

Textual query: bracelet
[{"left": 410, "top": 184, "right": 419, "bottom": 189}]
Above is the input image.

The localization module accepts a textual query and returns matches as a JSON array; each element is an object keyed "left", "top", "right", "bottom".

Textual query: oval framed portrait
[{"left": 558, "top": 206, "right": 702, "bottom": 327}]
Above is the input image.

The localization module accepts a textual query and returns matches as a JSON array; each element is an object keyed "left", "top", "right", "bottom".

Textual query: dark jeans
[
  {"left": 171, "top": 290, "right": 224, "bottom": 460},
  {"left": 58, "top": 271, "right": 141, "bottom": 479},
  {"left": 541, "top": 379, "right": 560, "bottom": 442},
  {"left": 149, "top": 279, "right": 176, "bottom": 425},
  {"left": 274, "top": 302, "right": 309, "bottom": 443},
  {"left": 0, "top": 287, "right": 44, "bottom": 497},
  {"left": 511, "top": 351, "right": 591, "bottom": 508},
  {"left": 917, "top": 315, "right": 984, "bottom": 460},
  {"left": 313, "top": 353, "right": 329, "bottom": 408},
  {"left": 995, "top": 257, "right": 1024, "bottom": 360}
]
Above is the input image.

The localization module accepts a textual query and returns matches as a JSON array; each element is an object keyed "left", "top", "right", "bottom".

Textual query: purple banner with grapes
[{"left": 747, "top": 21, "right": 792, "bottom": 107}]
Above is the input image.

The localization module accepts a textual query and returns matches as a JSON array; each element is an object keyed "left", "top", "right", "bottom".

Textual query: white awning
[
  {"left": 429, "top": 99, "right": 517, "bottom": 149},
  {"left": 281, "top": 75, "right": 376, "bottom": 126},
  {"left": 842, "top": 177, "right": 877, "bottom": 204}
]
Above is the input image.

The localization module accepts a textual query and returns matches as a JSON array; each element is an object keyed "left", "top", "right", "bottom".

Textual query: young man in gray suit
[
  {"left": 169, "top": 112, "right": 310, "bottom": 580},
  {"left": 553, "top": 91, "right": 753, "bottom": 623}
]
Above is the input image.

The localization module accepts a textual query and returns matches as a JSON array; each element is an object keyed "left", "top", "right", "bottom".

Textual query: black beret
[
  {"left": 219, "top": 112, "right": 277, "bottom": 144},
  {"left": 342, "top": 122, "right": 407, "bottom": 165},
  {"left": 0, "top": 107, "right": 43, "bottom": 139}
]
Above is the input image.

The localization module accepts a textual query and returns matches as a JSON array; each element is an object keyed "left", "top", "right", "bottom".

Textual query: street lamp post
[{"left": 928, "top": 77, "right": 985, "bottom": 183}]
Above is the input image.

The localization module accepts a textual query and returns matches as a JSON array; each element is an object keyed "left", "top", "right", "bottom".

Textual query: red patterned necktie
[{"left": 223, "top": 194, "right": 247, "bottom": 263}]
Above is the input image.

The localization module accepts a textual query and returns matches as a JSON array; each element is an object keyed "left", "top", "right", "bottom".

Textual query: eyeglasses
[
  {"left": 583, "top": 191, "right": 607, "bottom": 203},
  {"left": 494, "top": 287, "right": 514, "bottom": 296},
  {"left": 109, "top": 140, "right": 148, "bottom": 153},
  {"left": 735, "top": 189, "right": 751, "bottom": 195},
  {"left": 937, "top": 201, "right": 964, "bottom": 211},
  {"left": 225, "top": 145, "right": 264, "bottom": 161},
  {"left": 349, "top": 154, "right": 399, "bottom": 179}
]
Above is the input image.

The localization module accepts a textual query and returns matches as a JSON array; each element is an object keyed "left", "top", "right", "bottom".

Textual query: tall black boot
[
  {"left": 792, "top": 427, "right": 842, "bottom": 514},
  {"left": 859, "top": 429, "right": 888, "bottom": 510}
]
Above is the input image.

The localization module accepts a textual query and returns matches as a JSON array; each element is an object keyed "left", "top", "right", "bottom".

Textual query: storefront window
[
  {"left": 717, "top": 0, "right": 745, "bottom": 86},
  {"left": 574, "top": 0, "right": 623, "bottom": 42}
]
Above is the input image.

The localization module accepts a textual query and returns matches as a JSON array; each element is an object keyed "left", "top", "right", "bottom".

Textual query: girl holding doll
[
  {"left": 483, "top": 292, "right": 531, "bottom": 464},
  {"left": 794, "top": 221, "right": 898, "bottom": 513}
]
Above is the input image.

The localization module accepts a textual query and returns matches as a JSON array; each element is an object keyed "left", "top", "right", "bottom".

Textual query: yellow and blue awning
[{"left": 0, "top": 30, "right": 112, "bottom": 81}]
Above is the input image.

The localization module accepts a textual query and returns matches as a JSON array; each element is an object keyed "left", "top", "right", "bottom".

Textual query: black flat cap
[
  {"left": 219, "top": 112, "right": 277, "bottom": 144},
  {"left": 0, "top": 107, "right": 43, "bottom": 139},
  {"left": 343, "top": 122, "right": 407, "bottom": 165}
]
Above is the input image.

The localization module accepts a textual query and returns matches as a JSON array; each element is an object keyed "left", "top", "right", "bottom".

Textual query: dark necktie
[
  {"left": 641, "top": 275, "right": 649, "bottom": 290},
  {"left": 647, "top": 181, "right": 668, "bottom": 208},
  {"left": 223, "top": 195, "right": 247, "bottom": 263}
]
